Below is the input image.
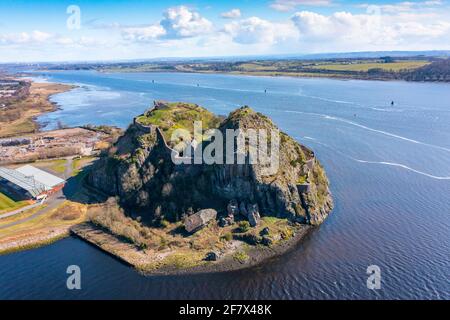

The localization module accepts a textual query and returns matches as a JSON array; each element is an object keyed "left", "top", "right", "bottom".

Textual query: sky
[{"left": 1, "top": 0, "right": 450, "bottom": 62}]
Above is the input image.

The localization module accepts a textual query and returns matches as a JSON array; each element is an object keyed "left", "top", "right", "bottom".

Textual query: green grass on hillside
[
  {"left": 47, "top": 159, "right": 67, "bottom": 174},
  {"left": 0, "top": 192, "right": 28, "bottom": 213},
  {"left": 136, "top": 102, "right": 222, "bottom": 146},
  {"left": 311, "top": 60, "right": 429, "bottom": 72}
]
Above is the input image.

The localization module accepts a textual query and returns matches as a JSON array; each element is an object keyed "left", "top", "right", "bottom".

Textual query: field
[
  {"left": 33, "top": 159, "right": 68, "bottom": 174},
  {"left": 92, "top": 57, "right": 445, "bottom": 81},
  {"left": 311, "top": 60, "right": 429, "bottom": 72},
  {"left": 0, "top": 192, "right": 28, "bottom": 213}
]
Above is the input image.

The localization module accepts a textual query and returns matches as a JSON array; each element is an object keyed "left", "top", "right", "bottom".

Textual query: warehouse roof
[
  {"left": 15, "top": 165, "right": 65, "bottom": 189},
  {"left": 0, "top": 165, "right": 65, "bottom": 198},
  {"left": 0, "top": 167, "right": 47, "bottom": 197}
]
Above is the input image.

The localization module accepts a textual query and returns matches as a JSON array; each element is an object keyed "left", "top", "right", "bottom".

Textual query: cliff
[{"left": 88, "top": 101, "right": 333, "bottom": 226}]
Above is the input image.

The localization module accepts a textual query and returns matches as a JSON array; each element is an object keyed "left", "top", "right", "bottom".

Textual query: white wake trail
[
  {"left": 350, "top": 159, "right": 450, "bottom": 180},
  {"left": 298, "top": 135, "right": 450, "bottom": 180},
  {"left": 286, "top": 110, "right": 450, "bottom": 153},
  {"left": 298, "top": 93, "right": 359, "bottom": 106}
]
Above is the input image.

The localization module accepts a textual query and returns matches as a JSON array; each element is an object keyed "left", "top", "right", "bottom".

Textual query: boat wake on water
[
  {"left": 350, "top": 159, "right": 450, "bottom": 180},
  {"left": 298, "top": 136, "right": 450, "bottom": 181},
  {"left": 287, "top": 110, "right": 450, "bottom": 153}
]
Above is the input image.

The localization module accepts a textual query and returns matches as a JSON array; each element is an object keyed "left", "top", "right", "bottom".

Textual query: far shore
[
  {"left": 0, "top": 77, "right": 75, "bottom": 139},
  {"left": 97, "top": 68, "right": 406, "bottom": 82}
]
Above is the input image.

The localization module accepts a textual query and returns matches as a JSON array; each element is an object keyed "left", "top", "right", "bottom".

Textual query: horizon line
[{"left": 1, "top": 50, "right": 450, "bottom": 65}]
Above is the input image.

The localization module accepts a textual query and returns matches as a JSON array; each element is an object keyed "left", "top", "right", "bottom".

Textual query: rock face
[
  {"left": 88, "top": 101, "right": 333, "bottom": 226},
  {"left": 184, "top": 208, "right": 217, "bottom": 233},
  {"left": 204, "top": 251, "right": 221, "bottom": 261},
  {"left": 247, "top": 204, "right": 261, "bottom": 227}
]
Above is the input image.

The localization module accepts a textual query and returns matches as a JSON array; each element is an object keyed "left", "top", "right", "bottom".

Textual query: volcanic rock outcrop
[{"left": 88, "top": 101, "right": 333, "bottom": 226}]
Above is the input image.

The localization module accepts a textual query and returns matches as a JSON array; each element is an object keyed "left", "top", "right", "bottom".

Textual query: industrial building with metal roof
[{"left": 0, "top": 165, "right": 65, "bottom": 200}]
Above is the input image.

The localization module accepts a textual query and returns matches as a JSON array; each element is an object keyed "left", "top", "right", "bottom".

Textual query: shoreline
[
  {"left": 71, "top": 222, "right": 312, "bottom": 276},
  {"left": 0, "top": 228, "right": 70, "bottom": 256},
  {"left": 96, "top": 67, "right": 450, "bottom": 83},
  {"left": 26, "top": 78, "right": 76, "bottom": 132},
  {"left": 0, "top": 77, "right": 75, "bottom": 138},
  {"left": 98, "top": 68, "right": 399, "bottom": 82}
]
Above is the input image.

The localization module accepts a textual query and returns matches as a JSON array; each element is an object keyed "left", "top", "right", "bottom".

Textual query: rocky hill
[{"left": 88, "top": 101, "right": 333, "bottom": 227}]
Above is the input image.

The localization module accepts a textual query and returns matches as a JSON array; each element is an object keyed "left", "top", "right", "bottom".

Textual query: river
[{"left": 0, "top": 71, "right": 449, "bottom": 299}]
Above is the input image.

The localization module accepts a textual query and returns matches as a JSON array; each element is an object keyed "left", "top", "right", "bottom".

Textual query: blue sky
[{"left": 1, "top": 0, "right": 450, "bottom": 62}]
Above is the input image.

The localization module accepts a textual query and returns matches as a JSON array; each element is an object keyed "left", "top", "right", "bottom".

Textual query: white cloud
[
  {"left": 224, "top": 17, "right": 298, "bottom": 45},
  {"left": 30, "top": 30, "right": 53, "bottom": 42},
  {"left": 120, "top": 6, "right": 213, "bottom": 43},
  {"left": 221, "top": 9, "right": 242, "bottom": 19},
  {"left": 424, "top": 0, "right": 443, "bottom": 5},
  {"left": 122, "top": 25, "right": 166, "bottom": 42},
  {"left": 291, "top": 10, "right": 450, "bottom": 51},
  {"left": 357, "top": 1, "right": 444, "bottom": 14},
  {"left": 270, "top": 0, "right": 332, "bottom": 12},
  {"left": 160, "top": 6, "right": 213, "bottom": 38},
  {"left": 2, "top": 2, "right": 450, "bottom": 62},
  {"left": 0, "top": 30, "right": 53, "bottom": 45},
  {"left": 54, "top": 37, "right": 75, "bottom": 45},
  {"left": 0, "top": 30, "right": 112, "bottom": 49},
  {"left": 77, "top": 36, "right": 109, "bottom": 47}
]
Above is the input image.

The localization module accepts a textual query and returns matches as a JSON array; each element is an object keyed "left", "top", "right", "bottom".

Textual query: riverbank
[
  {"left": 71, "top": 221, "right": 311, "bottom": 275},
  {"left": 0, "top": 201, "right": 88, "bottom": 255},
  {"left": 0, "top": 79, "right": 75, "bottom": 138}
]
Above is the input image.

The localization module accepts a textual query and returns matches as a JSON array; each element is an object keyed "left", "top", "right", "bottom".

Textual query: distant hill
[{"left": 402, "top": 59, "right": 450, "bottom": 81}]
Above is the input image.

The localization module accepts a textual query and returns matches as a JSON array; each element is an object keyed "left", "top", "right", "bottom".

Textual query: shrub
[
  {"left": 159, "top": 219, "right": 170, "bottom": 228},
  {"left": 238, "top": 221, "right": 250, "bottom": 233},
  {"left": 236, "top": 233, "right": 261, "bottom": 245},
  {"left": 233, "top": 251, "right": 249, "bottom": 264},
  {"left": 221, "top": 232, "right": 233, "bottom": 242},
  {"left": 281, "top": 227, "right": 294, "bottom": 240}
]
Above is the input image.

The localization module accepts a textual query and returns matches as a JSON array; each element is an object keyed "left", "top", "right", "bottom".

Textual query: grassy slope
[
  {"left": 0, "top": 201, "right": 88, "bottom": 255},
  {"left": 31, "top": 159, "right": 68, "bottom": 174},
  {"left": 0, "top": 192, "right": 28, "bottom": 213},
  {"left": 136, "top": 102, "right": 221, "bottom": 144}
]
